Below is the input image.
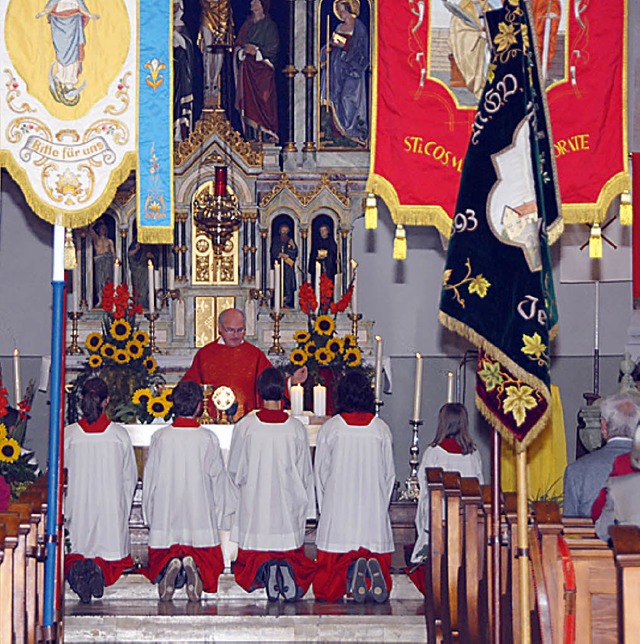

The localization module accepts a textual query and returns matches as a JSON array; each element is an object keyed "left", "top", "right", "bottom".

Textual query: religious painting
[
  {"left": 317, "top": 0, "right": 372, "bottom": 150},
  {"left": 270, "top": 214, "right": 298, "bottom": 310}
]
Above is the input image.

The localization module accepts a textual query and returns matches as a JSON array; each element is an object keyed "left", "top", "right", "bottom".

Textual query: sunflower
[
  {"left": 290, "top": 348, "right": 308, "bottom": 366},
  {"left": 293, "top": 330, "right": 311, "bottom": 344},
  {"left": 144, "top": 356, "right": 158, "bottom": 374},
  {"left": 326, "top": 337, "right": 343, "bottom": 355},
  {"left": 159, "top": 387, "right": 174, "bottom": 402},
  {"left": 126, "top": 340, "right": 144, "bottom": 360},
  {"left": 132, "top": 388, "right": 153, "bottom": 406},
  {"left": 314, "top": 314, "right": 335, "bottom": 336},
  {"left": 304, "top": 340, "right": 317, "bottom": 356},
  {"left": 344, "top": 346, "right": 362, "bottom": 367},
  {"left": 315, "top": 347, "right": 335, "bottom": 366},
  {"left": 100, "top": 343, "right": 116, "bottom": 359},
  {"left": 110, "top": 319, "right": 132, "bottom": 341},
  {"left": 85, "top": 332, "right": 103, "bottom": 352},
  {"left": 0, "top": 423, "right": 6, "bottom": 441},
  {"left": 88, "top": 354, "right": 103, "bottom": 369},
  {"left": 114, "top": 349, "right": 130, "bottom": 365},
  {"left": 343, "top": 334, "right": 357, "bottom": 349},
  {"left": 147, "top": 397, "right": 171, "bottom": 418},
  {"left": 0, "top": 437, "right": 20, "bottom": 463},
  {"left": 133, "top": 330, "right": 149, "bottom": 345}
]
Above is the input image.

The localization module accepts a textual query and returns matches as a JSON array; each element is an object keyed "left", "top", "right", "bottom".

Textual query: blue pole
[{"left": 43, "top": 227, "right": 66, "bottom": 628}]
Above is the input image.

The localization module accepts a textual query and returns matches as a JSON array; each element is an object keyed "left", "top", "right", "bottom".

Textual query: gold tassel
[
  {"left": 589, "top": 223, "right": 602, "bottom": 259},
  {"left": 365, "top": 193, "right": 378, "bottom": 230},
  {"left": 64, "top": 228, "right": 77, "bottom": 270},
  {"left": 393, "top": 225, "right": 407, "bottom": 260},
  {"left": 620, "top": 191, "right": 633, "bottom": 226}
]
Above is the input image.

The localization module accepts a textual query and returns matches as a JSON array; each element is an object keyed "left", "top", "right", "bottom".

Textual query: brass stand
[
  {"left": 199, "top": 385, "right": 215, "bottom": 424},
  {"left": 399, "top": 419, "right": 422, "bottom": 501},
  {"left": 268, "top": 312, "right": 285, "bottom": 354},
  {"left": 66, "top": 312, "right": 84, "bottom": 354},
  {"left": 144, "top": 312, "right": 161, "bottom": 353},
  {"left": 348, "top": 312, "right": 363, "bottom": 338}
]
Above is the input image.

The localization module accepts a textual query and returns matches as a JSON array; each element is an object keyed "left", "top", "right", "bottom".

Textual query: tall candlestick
[
  {"left": 291, "top": 384, "right": 304, "bottom": 416},
  {"left": 274, "top": 261, "right": 281, "bottom": 314},
  {"left": 594, "top": 280, "right": 600, "bottom": 351},
  {"left": 350, "top": 259, "right": 358, "bottom": 315},
  {"left": 13, "top": 347, "right": 21, "bottom": 404},
  {"left": 72, "top": 267, "right": 79, "bottom": 313},
  {"left": 446, "top": 371, "right": 455, "bottom": 403},
  {"left": 148, "top": 259, "right": 155, "bottom": 313},
  {"left": 412, "top": 353, "right": 423, "bottom": 422},
  {"left": 374, "top": 335, "right": 383, "bottom": 401},
  {"left": 313, "top": 384, "right": 326, "bottom": 417},
  {"left": 315, "top": 262, "right": 321, "bottom": 306},
  {"left": 114, "top": 258, "right": 121, "bottom": 289}
]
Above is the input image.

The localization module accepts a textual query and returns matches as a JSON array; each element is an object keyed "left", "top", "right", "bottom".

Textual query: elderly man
[
  {"left": 182, "top": 308, "right": 306, "bottom": 420},
  {"left": 563, "top": 392, "right": 640, "bottom": 518}
]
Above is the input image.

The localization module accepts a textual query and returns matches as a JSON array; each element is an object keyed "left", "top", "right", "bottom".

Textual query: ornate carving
[{"left": 259, "top": 173, "right": 350, "bottom": 208}]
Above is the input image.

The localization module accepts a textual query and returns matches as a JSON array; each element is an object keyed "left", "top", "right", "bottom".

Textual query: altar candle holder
[
  {"left": 268, "top": 311, "right": 285, "bottom": 354},
  {"left": 249, "top": 287, "right": 274, "bottom": 309},
  {"left": 66, "top": 311, "right": 84, "bottom": 355},
  {"left": 199, "top": 385, "right": 215, "bottom": 425},
  {"left": 399, "top": 419, "right": 422, "bottom": 501},
  {"left": 374, "top": 398, "right": 384, "bottom": 416},
  {"left": 144, "top": 312, "right": 162, "bottom": 353},
  {"left": 348, "top": 312, "right": 362, "bottom": 339}
]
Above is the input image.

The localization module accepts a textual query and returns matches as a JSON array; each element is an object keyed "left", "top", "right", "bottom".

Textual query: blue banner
[{"left": 137, "top": 0, "right": 173, "bottom": 244}]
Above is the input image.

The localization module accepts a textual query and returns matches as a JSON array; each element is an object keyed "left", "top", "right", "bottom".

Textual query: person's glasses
[{"left": 222, "top": 325, "right": 245, "bottom": 334}]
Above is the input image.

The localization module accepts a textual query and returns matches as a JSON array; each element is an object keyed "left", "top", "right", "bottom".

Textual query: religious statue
[
  {"left": 198, "top": 0, "right": 234, "bottom": 110},
  {"left": 270, "top": 223, "right": 298, "bottom": 309},
  {"left": 309, "top": 223, "right": 338, "bottom": 288},
  {"left": 127, "top": 239, "right": 158, "bottom": 309},
  {"left": 174, "top": 0, "right": 195, "bottom": 141},
  {"left": 319, "top": 0, "right": 369, "bottom": 148},
  {"left": 90, "top": 219, "right": 115, "bottom": 303},
  {"left": 234, "top": 0, "right": 280, "bottom": 143}
]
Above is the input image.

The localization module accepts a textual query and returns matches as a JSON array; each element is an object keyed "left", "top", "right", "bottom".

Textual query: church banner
[
  {"left": 0, "top": 0, "right": 137, "bottom": 229},
  {"left": 136, "top": 0, "right": 173, "bottom": 244},
  {"left": 368, "top": 0, "right": 629, "bottom": 236},
  {"left": 439, "top": 0, "right": 562, "bottom": 448}
]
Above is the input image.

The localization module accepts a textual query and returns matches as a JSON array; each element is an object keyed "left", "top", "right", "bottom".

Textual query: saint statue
[
  {"left": 309, "top": 223, "right": 338, "bottom": 287},
  {"left": 90, "top": 219, "right": 115, "bottom": 303},
  {"left": 174, "top": 0, "right": 195, "bottom": 141},
  {"left": 270, "top": 223, "right": 298, "bottom": 309}
]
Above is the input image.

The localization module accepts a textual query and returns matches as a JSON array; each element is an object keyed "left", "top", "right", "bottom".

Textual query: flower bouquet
[{"left": 70, "top": 282, "right": 172, "bottom": 424}]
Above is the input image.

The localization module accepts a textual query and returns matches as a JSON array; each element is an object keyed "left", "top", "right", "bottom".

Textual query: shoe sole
[
  {"left": 158, "top": 558, "right": 182, "bottom": 602},
  {"left": 266, "top": 563, "right": 281, "bottom": 602},
  {"left": 86, "top": 560, "right": 105, "bottom": 599},
  {"left": 352, "top": 558, "right": 368, "bottom": 604},
  {"left": 183, "top": 556, "right": 203, "bottom": 603},
  {"left": 367, "top": 558, "right": 389, "bottom": 603},
  {"left": 278, "top": 562, "right": 298, "bottom": 602}
]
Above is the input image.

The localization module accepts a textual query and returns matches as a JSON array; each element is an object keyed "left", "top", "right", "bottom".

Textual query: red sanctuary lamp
[{"left": 214, "top": 165, "right": 227, "bottom": 197}]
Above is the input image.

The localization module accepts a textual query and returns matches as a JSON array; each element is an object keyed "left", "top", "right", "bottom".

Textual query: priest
[{"left": 182, "top": 308, "right": 307, "bottom": 419}]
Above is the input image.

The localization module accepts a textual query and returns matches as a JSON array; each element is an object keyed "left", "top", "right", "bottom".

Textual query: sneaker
[
  {"left": 158, "top": 558, "right": 182, "bottom": 602},
  {"left": 183, "top": 556, "right": 203, "bottom": 603},
  {"left": 86, "top": 559, "right": 105, "bottom": 599},
  {"left": 277, "top": 562, "right": 299, "bottom": 602},
  {"left": 265, "top": 562, "right": 281, "bottom": 602},
  {"left": 367, "top": 558, "right": 389, "bottom": 603},
  {"left": 351, "top": 557, "right": 368, "bottom": 604}
]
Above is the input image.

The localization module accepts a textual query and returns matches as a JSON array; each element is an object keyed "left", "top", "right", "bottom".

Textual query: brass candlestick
[
  {"left": 268, "top": 311, "right": 285, "bottom": 354},
  {"left": 144, "top": 312, "right": 161, "bottom": 353},
  {"left": 399, "top": 419, "right": 422, "bottom": 501},
  {"left": 348, "top": 312, "right": 363, "bottom": 338},
  {"left": 199, "top": 385, "right": 215, "bottom": 424},
  {"left": 66, "top": 311, "right": 84, "bottom": 354}
]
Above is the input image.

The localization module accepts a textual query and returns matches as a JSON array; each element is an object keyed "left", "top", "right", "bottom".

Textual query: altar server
[
  {"left": 142, "top": 380, "right": 235, "bottom": 601},
  {"left": 313, "top": 369, "right": 395, "bottom": 603},
  {"left": 64, "top": 377, "right": 138, "bottom": 603},
  {"left": 228, "top": 367, "right": 316, "bottom": 602}
]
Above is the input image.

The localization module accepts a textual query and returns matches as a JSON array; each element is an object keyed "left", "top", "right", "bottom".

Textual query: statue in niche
[
  {"left": 319, "top": 0, "right": 370, "bottom": 149},
  {"left": 174, "top": 0, "right": 195, "bottom": 141},
  {"left": 90, "top": 218, "right": 115, "bottom": 304},
  {"left": 270, "top": 218, "right": 298, "bottom": 309},
  {"left": 308, "top": 218, "right": 338, "bottom": 290},
  {"left": 127, "top": 226, "right": 159, "bottom": 309}
]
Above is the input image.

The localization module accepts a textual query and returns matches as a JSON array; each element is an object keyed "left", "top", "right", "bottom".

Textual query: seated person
[
  {"left": 142, "top": 381, "right": 235, "bottom": 602},
  {"left": 563, "top": 392, "right": 639, "bottom": 518},
  {"left": 227, "top": 367, "right": 316, "bottom": 602},
  {"left": 64, "top": 377, "right": 138, "bottom": 603},
  {"left": 408, "top": 402, "right": 484, "bottom": 595},
  {"left": 313, "top": 369, "right": 395, "bottom": 604},
  {"left": 595, "top": 424, "right": 640, "bottom": 541}
]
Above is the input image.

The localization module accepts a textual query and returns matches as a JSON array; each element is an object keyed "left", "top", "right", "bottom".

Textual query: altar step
[{"left": 63, "top": 572, "right": 426, "bottom": 643}]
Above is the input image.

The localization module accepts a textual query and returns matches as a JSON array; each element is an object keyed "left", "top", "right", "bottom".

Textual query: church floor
[{"left": 63, "top": 572, "right": 427, "bottom": 643}]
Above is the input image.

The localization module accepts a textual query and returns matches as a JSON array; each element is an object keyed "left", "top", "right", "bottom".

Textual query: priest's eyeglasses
[{"left": 221, "top": 324, "right": 245, "bottom": 334}]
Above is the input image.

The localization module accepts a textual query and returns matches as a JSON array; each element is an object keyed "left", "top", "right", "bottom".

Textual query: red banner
[{"left": 368, "top": 0, "right": 630, "bottom": 236}]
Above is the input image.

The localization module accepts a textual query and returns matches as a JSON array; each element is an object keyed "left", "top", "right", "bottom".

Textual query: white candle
[
  {"left": 315, "top": 261, "right": 321, "bottom": 305},
  {"left": 594, "top": 280, "right": 600, "bottom": 352},
  {"left": 148, "top": 259, "right": 155, "bottom": 313},
  {"left": 168, "top": 266, "right": 175, "bottom": 291},
  {"left": 114, "top": 258, "right": 121, "bottom": 289},
  {"left": 351, "top": 260, "right": 358, "bottom": 314},
  {"left": 72, "top": 267, "right": 79, "bottom": 313},
  {"left": 374, "top": 335, "right": 384, "bottom": 401},
  {"left": 313, "top": 384, "right": 326, "bottom": 417},
  {"left": 274, "top": 261, "right": 281, "bottom": 314},
  {"left": 255, "top": 268, "right": 261, "bottom": 289},
  {"left": 269, "top": 268, "right": 275, "bottom": 290},
  {"left": 446, "top": 371, "right": 455, "bottom": 403},
  {"left": 13, "top": 347, "right": 21, "bottom": 404},
  {"left": 412, "top": 353, "right": 423, "bottom": 422},
  {"left": 291, "top": 384, "right": 304, "bottom": 416}
]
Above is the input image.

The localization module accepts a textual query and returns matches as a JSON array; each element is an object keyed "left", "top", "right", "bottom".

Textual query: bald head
[{"left": 218, "top": 308, "right": 246, "bottom": 347}]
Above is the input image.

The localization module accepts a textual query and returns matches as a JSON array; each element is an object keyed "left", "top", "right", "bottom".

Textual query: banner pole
[
  {"left": 491, "top": 428, "right": 502, "bottom": 643},
  {"left": 516, "top": 447, "right": 531, "bottom": 643}
]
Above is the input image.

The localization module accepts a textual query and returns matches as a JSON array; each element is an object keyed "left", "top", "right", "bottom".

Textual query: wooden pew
[
  {"left": 611, "top": 525, "right": 640, "bottom": 644},
  {"left": 0, "top": 512, "right": 20, "bottom": 644},
  {"left": 442, "top": 472, "right": 462, "bottom": 641},
  {"left": 7, "top": 501, "right": 33, "bottom": 644}
]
